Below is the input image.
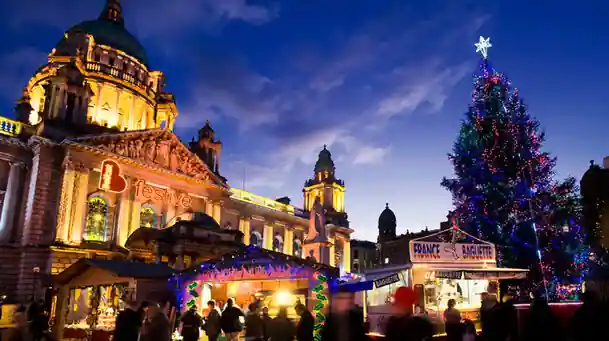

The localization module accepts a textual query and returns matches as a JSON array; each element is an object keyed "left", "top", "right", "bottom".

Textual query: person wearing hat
[{"left": 384, "top": 286, "right": 434, "bottom": 341}]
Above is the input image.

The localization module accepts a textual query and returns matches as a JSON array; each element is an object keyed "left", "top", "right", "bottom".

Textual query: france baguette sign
[{"left": 409, "top": 241, "right": 495, "bottom": 263}]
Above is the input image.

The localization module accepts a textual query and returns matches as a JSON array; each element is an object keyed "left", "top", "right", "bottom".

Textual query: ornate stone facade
[{"left": 0, "top": 0, "right": 353, "bottom": 303}]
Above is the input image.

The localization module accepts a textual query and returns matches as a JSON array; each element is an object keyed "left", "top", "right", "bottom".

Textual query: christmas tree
[{"left": 441, "top": 37, "right": 588, "bottom": 299}]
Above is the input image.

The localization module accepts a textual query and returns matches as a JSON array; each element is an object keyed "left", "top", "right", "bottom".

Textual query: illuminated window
[
  {"left": 250, "top": 231, "right": 262, "bottom": 248},
  {"left": 84, "top": 197, "right": 108, "bottom": 242},
  {"left": 293, "top": 238, "right": 302, "bottom": 258},
  {"left": 273, "top": 235, "right": 283, "bottom": 252},
  {"left": 140, "top": 207, "right": 156, "bottom": 229}
]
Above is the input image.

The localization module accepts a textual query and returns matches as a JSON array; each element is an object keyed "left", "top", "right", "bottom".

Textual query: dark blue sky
[{"left": 1, "top": 0, "right": 607, "bottom": 241}]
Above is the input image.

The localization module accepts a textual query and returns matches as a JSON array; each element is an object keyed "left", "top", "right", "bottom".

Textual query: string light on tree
[
  {"left": 312, "top": 272, "right": 329, "bottom": 341},
  {"left": 441, "top": 37, "right": 589, "bottom": 299}
]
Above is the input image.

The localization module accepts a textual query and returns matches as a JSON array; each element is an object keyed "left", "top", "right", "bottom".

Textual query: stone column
[
  {"left": 212, "top": 202, "right": 222, "bottom": 225},
  {"left": 238, "top": 217, "right": 251, "bottom": 245},
  {"left": 205, "top": 201, "right": 214, "bottom": 218},
  {"left": 95, "top": 82, "right": 104, "bottom": 123},
  {"left": 129, "top": 200, "right": 142, "bottom": 234},
  {"left": 129, "top": 96, "right": 136, "bottom": 130},
  {"left": 0, "top": 162, "right": 24, "bottom": 242},
  {"left": 263, "top": 223, "right": 274, "bottom": 250},
  {"left": 329, "top": 237, "right": 336, "bottom": 267},
  {"left": 283, "top": 228, "right": 293, "bottom": 255},
  {"left": 116, "top": 179, "right": 132, "bottom": 246},
  {"left": 55, "top": 166, "right": 77, "bottom": 243},
  {"left": 69, "top": 169, "right": 90, "bottom": 244},
  {"left": 114, "top": 87, "right": 121, "bottom": 129},
  {"left": 342, "top": 238, "right": 351, "bottom": 273}
]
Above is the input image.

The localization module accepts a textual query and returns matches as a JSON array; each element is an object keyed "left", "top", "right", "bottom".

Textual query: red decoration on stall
[{"left": 393, "top": 286, "right": 416, "bottom": 308}]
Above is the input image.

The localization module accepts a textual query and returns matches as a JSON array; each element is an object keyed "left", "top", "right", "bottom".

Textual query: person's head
[
  {"left": 295, "top": 303, "right": 306, "bottom": 316},
  {"left": 207, "top": 300, "right": 216, "bottom": 310},
  {"left": 447, "top": 299, "right": 456, "bottom": 309},
  {"left": 463, "top": 319, "right": 476, "bottom": 334},
  {"left": 332, "top": 287, "right": 354, "bottom": 313},
  {"left": 262, "top": 307, "right": 269, "bottom": 315},
  {"left": 248, "top": 303, "right": 257, "bottom": 313},
  {"left": 140, "top": 301, "right": 150, "bottom": 312},
  {"left": 277, "top": 307, "right": 288, "bottom": 318},
  {"left": 414, "top": 305, "right": 422, "bottom": 314},
  {"left": 226, "top": 298, "right": 234, "bottom": 308}
]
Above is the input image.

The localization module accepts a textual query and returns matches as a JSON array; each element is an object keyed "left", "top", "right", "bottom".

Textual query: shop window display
[
  {"left": 140, "top": 206, "right": 157, "bottom": 229},
  {"left": 366, "top": 272, "right": 409, "bottom": 307},
  {"left": 65, "top": 284, "right": 127, "bottom": 332},
  {"left": 84, "top": 197, "right": 108, "bottom": 242},
  {"left": 424, "top": 276, "right": 488, "bottom": 310}
]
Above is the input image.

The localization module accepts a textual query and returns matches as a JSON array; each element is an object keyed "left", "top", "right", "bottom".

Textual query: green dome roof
[{"left": 65, "top": 19, "right": 149, "bottom": 66}]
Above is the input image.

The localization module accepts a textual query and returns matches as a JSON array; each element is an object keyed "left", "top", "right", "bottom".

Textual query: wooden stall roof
[{"left": 54, "top": 259, "right": 175, "bottom": 285}]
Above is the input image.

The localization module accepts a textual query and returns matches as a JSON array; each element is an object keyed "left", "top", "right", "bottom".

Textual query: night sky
[{"left": 1, "top": 0, "right": 608, "bottom": 241}]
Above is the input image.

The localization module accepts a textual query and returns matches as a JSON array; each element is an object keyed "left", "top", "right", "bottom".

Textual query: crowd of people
[{"left": 3, "top": 287, "right": 609, "bottom": 341}]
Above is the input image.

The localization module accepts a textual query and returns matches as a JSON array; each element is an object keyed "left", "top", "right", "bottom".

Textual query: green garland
[
  {"left": 186, "top": 281, "right": 200, "bottom": 309},
  {"left": 312, "top": 272, "right": 329, "bottom": 341}
]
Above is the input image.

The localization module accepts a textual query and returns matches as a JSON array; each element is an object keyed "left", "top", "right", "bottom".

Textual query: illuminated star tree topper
[{"left": 474, "top": 36, "right": 492, "bottom": 59}]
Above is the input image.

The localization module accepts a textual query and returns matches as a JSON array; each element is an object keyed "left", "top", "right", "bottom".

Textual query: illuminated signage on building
[
  {"left": 134, "top": 180, "right": 192, "bottom": 209},
  {"left": 409, "top": 241, "right": 495, "bottom": 263},
  {"left": 98, "top": 159, "right": 127, "bottom": 193}
]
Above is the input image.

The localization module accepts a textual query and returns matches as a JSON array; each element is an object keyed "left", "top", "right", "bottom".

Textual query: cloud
[
  {"left": 353, "top": 146, "right": 391, "bottom": 165},
  {"left": 374, "top": 59, "right": 472, "bottom": 120},
  {"left": 2, "top": 0, "right": 278, "bottom": 36},
  {"left": 175, "top": 4, "right": 490, "bottom": 192}
]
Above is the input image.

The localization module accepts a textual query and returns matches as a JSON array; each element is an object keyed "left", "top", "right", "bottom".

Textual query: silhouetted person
[
  {"left": 462, "top": 319, "right": 480, "bottom": 341},
  {"left": 204, "top": 300, "right": 222, "bottom": 341},
  {"left": 270, "top": 307, "right": 296, "bottom": 341},
  {"left": 245, "top": 303, "right": 263, "bottom": 341},
  {"left": 520, "top": 298, "right": 562, "bottom": 341},
  {"left": 385, "top": 287, "right": 434, "bottom": 341},
  {"left": 261, "top": 307, "right": 272, "bottom": 341},
  {"left": 221, "top": 298, "right": 244, "bottom": 341},
  {"left": 444, "top": 299, "right": 462, "bottom": 341},
  {"left": 569, "top": 291, "right": 609, "bottom": 341},
  {"left": 321, "top": 287, "right": 367, "bottom": 341},
  {"left": 113, "top": 298, "right": 142, "bottom": 341},
  {"left": 295, "top": 303, "right": 314, "bottom": 341},
  {"left": 179, "top": 306, "right": 203, "bottom": 341}
]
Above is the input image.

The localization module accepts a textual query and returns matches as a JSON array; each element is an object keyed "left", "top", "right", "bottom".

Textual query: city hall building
[{"left": 0, "top": 0, "right": 352, "bottom": 302}]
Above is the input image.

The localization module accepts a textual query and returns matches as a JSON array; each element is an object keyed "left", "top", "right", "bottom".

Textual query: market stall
[
  {"left": 361, "top": 227, "right": 528, "bottom": 335},
  {"left": 52, "top": 259, "right": 174, "bottom": 341},
  {"left": 176, "top": 245, "right": 338, "bottom": 338}
]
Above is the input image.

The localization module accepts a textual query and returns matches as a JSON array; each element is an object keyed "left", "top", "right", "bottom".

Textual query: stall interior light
[{"left": 275, "top": 290, "right": 293, "bottom": 306}]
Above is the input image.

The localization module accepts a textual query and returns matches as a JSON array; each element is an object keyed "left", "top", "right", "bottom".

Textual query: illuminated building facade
[{"left": 0, "top": 0, "right": 352, "bottom": 302}]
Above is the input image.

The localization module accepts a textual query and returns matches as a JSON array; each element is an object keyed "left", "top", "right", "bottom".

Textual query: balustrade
[{"left": 85, "top": 62, "right": 154, "bottom": 93}]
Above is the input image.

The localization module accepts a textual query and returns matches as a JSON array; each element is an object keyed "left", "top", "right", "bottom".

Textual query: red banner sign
[{"left": 99, "top": 159, "right": 127, "bottom": 193}]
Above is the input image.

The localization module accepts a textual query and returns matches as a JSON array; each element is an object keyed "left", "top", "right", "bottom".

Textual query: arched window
[
  {"left": 140, "top": 206, "right": 156, "bottom": 229},
  {"left": 293, "top": 238, "right": 302, "bottom": 258},
  {"left": 84, "top": 196, "right": 108, "bottom": 242},
  {"left": 250, "top": 231, "right": 262, "bottom": 248},
  {"left": 273, "top": 235, "right": 283, "bottom": 252}
]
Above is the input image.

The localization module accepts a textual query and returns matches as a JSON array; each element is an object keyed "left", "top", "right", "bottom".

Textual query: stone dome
[
  {"left": 314, "top": 145, "right": 335, "bottom": 174},
  {"left": 378, "top": 203, "right": 396, "bottom": 228},
  {"left": 58, "top": 0, "right": 149, "bottom": 66}
]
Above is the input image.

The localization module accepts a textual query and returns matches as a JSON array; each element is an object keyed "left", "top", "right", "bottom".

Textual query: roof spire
[{"left": 99, "top": 0, "right": 124, "bottom": 25}]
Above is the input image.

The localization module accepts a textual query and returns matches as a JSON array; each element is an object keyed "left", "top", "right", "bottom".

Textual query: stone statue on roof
[{"left": 306, "top": 196, "right": 327, "bottom": 243}]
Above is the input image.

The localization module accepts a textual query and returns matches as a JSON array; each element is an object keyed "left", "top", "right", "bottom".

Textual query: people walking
[
  {"left": 244, "top": 303, "right": 263, "bottom": 341},
  {"left": 295, "top": 303, "right": 314, "bottom": 341},
  {"left": 113, "top": 297, "right": 142, "bottom": 341},
  {"left": 321, "top": 287, "right": 367, "bottom": 341},
  {"left": 261, "top": 307, "right": 272, "bottom": 341},
  {"left": 221, "top": 298, "right": 244, "bottom": 341},
  {"left": 179, "top": 306, "right": 203, "bottom": 341},
  {"left": 204, "top": 300, "right": 222, "bottom": 341},
  {"left": 444, "top": 299, "right": 462, "bottom": 341},
  {"left": 269, "top": 307, "right": 296, "bottom": 341},
  {"left": 384, "top": 287, "right": 434, "bottom": 341}
]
